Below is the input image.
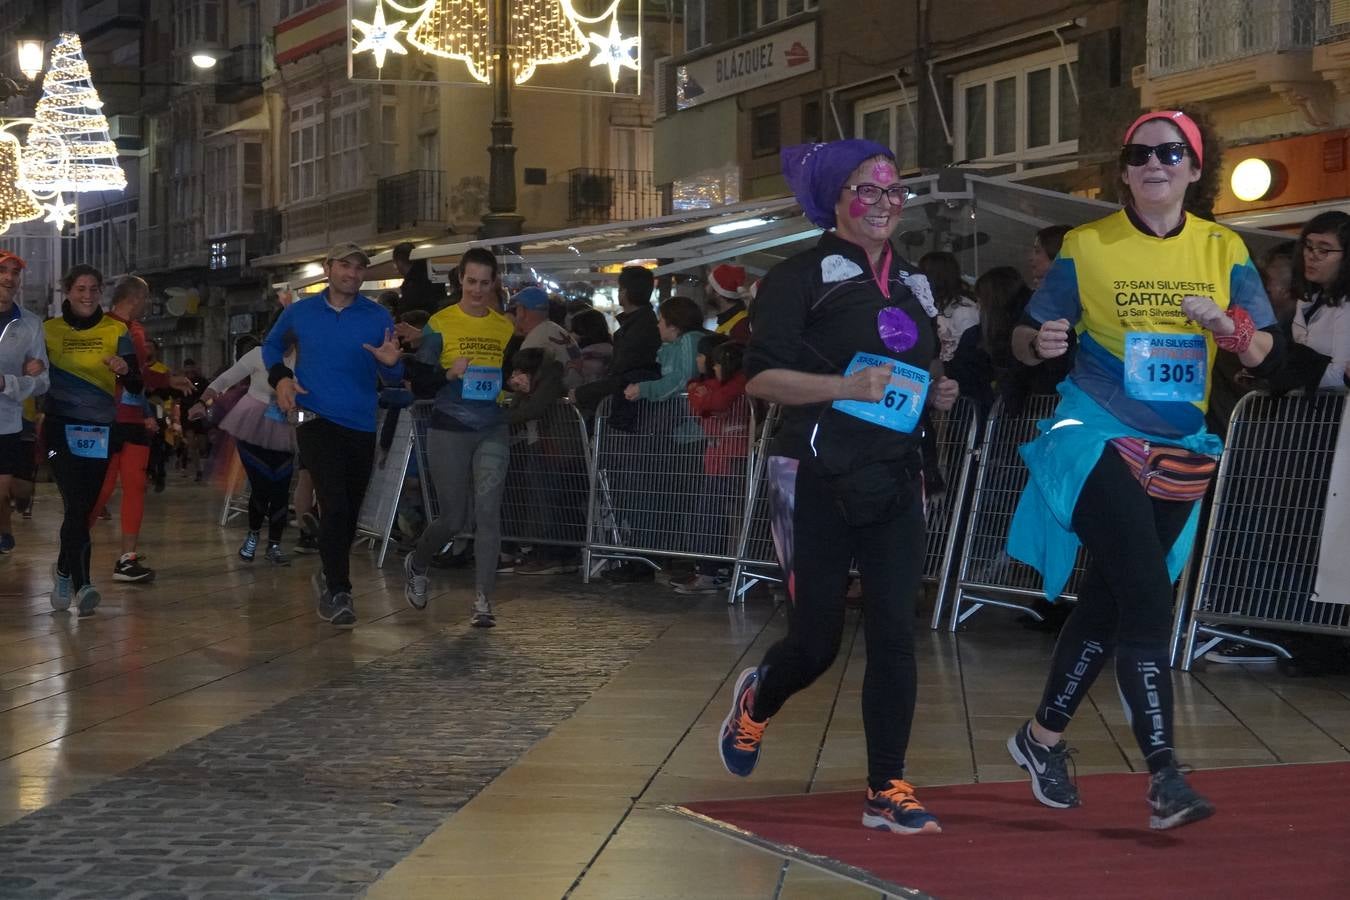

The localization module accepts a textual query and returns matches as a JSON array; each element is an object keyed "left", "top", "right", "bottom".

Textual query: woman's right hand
[
  {"left": 840, "top": 364, "right": 893, "bottom": 402},
  {"left": 1035, "top": 319, "right": 1072, "bottom": 359}
]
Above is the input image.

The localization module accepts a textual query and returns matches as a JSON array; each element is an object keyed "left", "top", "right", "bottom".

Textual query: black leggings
[
  {"left": 1034, "top": 448, "right": 1194, "bottom": 773},
  {"left": 45, "top": 418, "right": 112, "bottom": 591},
  {"left": 296, "top": 418, "right": 375, "bottom": 595},
  {"left": 238, "top": 441, "right": 294, "bottom": 543},
  {"left": 752, "top": 457, "right": 925, "bottom": 791}
]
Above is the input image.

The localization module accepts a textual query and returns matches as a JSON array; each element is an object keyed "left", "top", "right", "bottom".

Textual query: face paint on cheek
[
  {"left": 849, "top": 197, "right": 869, "bottom": 219},
  {"left": 872, "top": 162, "right": 897, "bottom": 185}
]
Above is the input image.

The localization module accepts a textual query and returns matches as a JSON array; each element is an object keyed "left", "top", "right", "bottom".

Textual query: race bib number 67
[{"left": 832, "top": 352, "right": 930, "bottom": 434}]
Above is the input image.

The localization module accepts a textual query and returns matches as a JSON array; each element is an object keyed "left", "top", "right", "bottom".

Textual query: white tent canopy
[{"left": 272, "top": 172, "right": 1288, "bottom": 292}]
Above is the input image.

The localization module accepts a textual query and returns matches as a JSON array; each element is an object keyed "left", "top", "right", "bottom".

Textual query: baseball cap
[
  {"left": 324, "top": 242, "right": 371, "bottom": 266},
  {"left": 507, "top": 286, "right": 550, "bottom": 312},
  {"left": 0, "top": 250, "right": 27, "bottom": 270}
]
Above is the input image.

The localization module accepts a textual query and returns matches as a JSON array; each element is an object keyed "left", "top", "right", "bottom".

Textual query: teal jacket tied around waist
[{"left": 1007, "top": 380, "right": 1223, "bottom": 601}]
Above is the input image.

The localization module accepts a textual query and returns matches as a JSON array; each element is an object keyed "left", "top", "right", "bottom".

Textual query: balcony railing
[
  {"left": 283, "top": 190, "right": 374, "bottom": 244},
  {"left": 1316, "top": 0, "right": 1350, "bottom": 42},
  {"left": 1148, "top": 0, "right": 1316, "bottom": 77},
  {"left": 377, "top": 170, "right": 447, "bottom": 233},
  {"left": 217, "top": 44, "right": 264, "bottom": 105},
  {"left": 568, "top": 168, "right": 662, "bottom": 225}
]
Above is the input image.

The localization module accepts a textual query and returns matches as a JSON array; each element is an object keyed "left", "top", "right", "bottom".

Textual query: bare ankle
[{"left": 1030, "top": 721, "right": 1062, "bottom": 747}]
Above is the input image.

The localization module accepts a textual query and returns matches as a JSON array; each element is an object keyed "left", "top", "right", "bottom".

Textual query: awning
[{"left": 206, "top": 111, "right": 270, "bottom": 139}]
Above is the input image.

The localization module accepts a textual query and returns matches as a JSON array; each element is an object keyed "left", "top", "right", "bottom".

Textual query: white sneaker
[
  {"left": 470, "top": 591, "right": 495, "bottom": 628},
  {"left": 404, "top": 553, "right": 429, "bottom": 610}
]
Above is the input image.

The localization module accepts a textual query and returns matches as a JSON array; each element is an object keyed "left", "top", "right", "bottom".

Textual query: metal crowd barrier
[
  {"left": 354, "top": 406, "right": 416, "bottom": 567},
  {"left": 583, "top": 393, "right": 756, "bottom": 583},
  {"left": 1173, "top": 390, "right": 1347, "bottom": 671},
  {"left": 729, "top": 404, "right": 783, "bottom": 601},
  {"left": 501, "top": 401, "right": 593, "bottom": 550},
  {"left": 946, "top": 395, "right": 1088, "bottom": 631},
  {"left": 219, "top": 453, "right": 250, "bottom": 527}
]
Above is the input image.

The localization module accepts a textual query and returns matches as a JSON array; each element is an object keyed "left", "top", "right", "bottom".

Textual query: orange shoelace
[
  {"left": 732, "top": 701, "right": 767, "bottom": 752},
  {"left": 874, "top": 779, "right": 924, "bottom": 810}
]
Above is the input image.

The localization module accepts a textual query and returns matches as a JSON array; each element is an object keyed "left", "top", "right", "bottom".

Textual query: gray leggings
[{"left": 414, "top": 425, "right": 510, "bottom": 597}]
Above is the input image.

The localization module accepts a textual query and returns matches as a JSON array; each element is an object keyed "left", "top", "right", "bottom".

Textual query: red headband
[{"left": 1123, "top": 110, "right": 1203, "bottom": 168}]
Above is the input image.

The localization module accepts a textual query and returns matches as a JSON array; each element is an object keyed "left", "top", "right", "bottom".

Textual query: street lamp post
[{"left": 480, "top": 0, "right": 524, "bottom": 238}]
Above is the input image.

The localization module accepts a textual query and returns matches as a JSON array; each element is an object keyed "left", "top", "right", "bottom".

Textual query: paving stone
[{"left": 0, "top": 596, "right": 676, "bottom": 897}]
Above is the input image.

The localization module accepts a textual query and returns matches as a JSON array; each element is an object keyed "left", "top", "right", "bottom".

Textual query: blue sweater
[{"left": 262, "top": 291, "right": 402, "bottom": 432}]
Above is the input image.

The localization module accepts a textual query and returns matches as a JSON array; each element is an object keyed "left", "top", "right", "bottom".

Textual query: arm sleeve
[
  {"left": 688, "top": 374, "right": 746, "bottom": 415},
  {"left": 1314, "top": 307, "right": 1350, "bottom": 390},
  {"left": 1228, "top": 257, "right": 1277, "bottom": 330},
  {"left": 116, "top": 332, "right": 143, "bottom": 396},
  {"left": 507, "top": 360, "right": 565, "bottom": 425},
  {"left": 206, "top": 348, "right": 260, "bottom": 394},
  {"left": 638, "top": 340, "right": 698, "bottom": 401},
  {"left": 744, "top": 264, "right": 810, "bottom": 379},
  {"left": 2, "top": 321, "right": 50, "bottom": 402},
  {"left": 406, "top": 331, "right": 447, "bottom": 398},
  {"left": 1021, "top": 256, "right": 1082, "bottom": 329},
  {"left": 262, "top": 305, "right": 296, "bottom": 385}
]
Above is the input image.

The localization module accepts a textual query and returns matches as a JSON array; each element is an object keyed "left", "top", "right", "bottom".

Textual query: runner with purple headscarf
[{"left": 717, "top": 139, "right": 959, "bottom": 834}]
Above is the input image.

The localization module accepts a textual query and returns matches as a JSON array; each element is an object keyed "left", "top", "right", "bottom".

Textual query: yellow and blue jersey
[
  {"left": 1025, "top": 210, "right": 1276, "bottom": 436},
  {"left": 43, "top": 313, "right": 134, "bottom": 424}
]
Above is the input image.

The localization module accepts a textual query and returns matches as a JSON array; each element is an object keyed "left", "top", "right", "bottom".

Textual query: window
[
  {"left": 205, "top": 139, "right": 264, "bottom": 237},
  {"left": 280, "top": 0, "right": 323, "bottom": 20},
  {"left": 685, "top": 0, "right": 707, "bottom": 51},
  {"left": 751, "top": 104, "right": 780, "bottom": 157},
  {"left": 802, "top": 99, "right": 822, "bottom": 143},
  {"left": 175, "top": 0, "right": 221, "bottom": 48},
  {"left": 740, "top": 0, "right": 818, "bottom": 32},
  {"left": 288, "top": 98, "right": 323, "bottom": 202},
  {"left": 954, "top": 46, "right": 1079, "bottom": 165},
  {"left": 854, "top": 92, "right": 919, "bottom": 171},
  {"left": 329, "top": 89, "right": 369, "bottom": 191}
]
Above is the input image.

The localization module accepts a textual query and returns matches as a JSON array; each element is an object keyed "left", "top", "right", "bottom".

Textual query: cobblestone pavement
[{"left": 0, "top": 594, "right": 679, "bottom": 899}]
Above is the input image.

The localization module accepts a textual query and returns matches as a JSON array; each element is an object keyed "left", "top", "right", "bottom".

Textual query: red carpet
[{"left": 671, "top": 762, "right": 1350, "bottom": 899}]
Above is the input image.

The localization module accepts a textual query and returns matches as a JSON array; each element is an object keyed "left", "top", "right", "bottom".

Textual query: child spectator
[
  {"left": 921, "top": 251, "right": 979, "bottom": 362},
  {"left": 567, "top": 307, "right": 613, "bottom": 386}
]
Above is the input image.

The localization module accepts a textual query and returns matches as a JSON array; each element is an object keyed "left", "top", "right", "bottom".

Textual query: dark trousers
[
  {"left": 238, "top": 441, "right": 295, "bottom": 543},
  {"left": 753, "top": 457, "right": 925, "bottom": 790},
  {"left": 296, "top": 419, "right": 376, "bottom": 595},
  {"left": 1034, "top": 448, "right": 1195, "bottom": 772},
  {"left": 45, "top": 418, "right": 113, "bottom": 591}
]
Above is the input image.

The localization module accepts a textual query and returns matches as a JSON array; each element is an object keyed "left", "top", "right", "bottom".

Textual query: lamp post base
[{"left": 480, "top": 213, "right": 526, "bottom": 239}]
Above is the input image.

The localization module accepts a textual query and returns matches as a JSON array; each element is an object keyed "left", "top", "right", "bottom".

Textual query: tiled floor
[{"left": 2, "top": 482, "right": 1348, "bottom": 898}]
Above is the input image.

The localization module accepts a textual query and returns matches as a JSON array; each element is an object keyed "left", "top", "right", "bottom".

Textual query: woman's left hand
[
  {"left": 623, "top": 383, "right": 640, "bottom": 401},
  {"left": 1181, "top": 295, "right": 1234, "bottom": 336},
  {"left": 104, "top": 355, "right": 128, "bottom": 376},
  {"left": 929, "top": 376, "right": 959, "bottom": 411}
]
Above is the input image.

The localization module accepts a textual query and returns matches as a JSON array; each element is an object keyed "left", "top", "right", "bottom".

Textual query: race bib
[
  {"left": 832, "top": 352, "right": 930, "bottom": 434},
  {"left": 66, "top": 424, "right": 110, "bottom": 460},
  {"left": 264, "top": 401, "right": 288, "bottom": 423},
  {"left": 1124, "top": 332, "right": 1207, "bottom": 402},
  {"left": 462, "top": 366, "right": 503, "bottom": 401}
]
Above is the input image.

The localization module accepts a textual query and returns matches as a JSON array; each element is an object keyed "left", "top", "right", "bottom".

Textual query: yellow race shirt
[
  {"left": 43, "top": 313, "right": 134, "bottom": 424},
  {"left": 420, "top": 303, "right": 515, "bottom": 429},
  {"left": 1026, "top": 210, "right": 1276, "bottom": 436},
  {"left": 426, "top": 304, "right": 515, "bottom": 370}
]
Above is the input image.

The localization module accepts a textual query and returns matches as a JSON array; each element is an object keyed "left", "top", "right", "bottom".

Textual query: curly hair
[{"left": 1116, "top": 105, "right": 1222, "bottom": 220}]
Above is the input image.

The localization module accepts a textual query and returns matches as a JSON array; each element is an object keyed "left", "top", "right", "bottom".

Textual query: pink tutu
[{"left": 220, "top": 395, "right": 295, "bottom": 452}]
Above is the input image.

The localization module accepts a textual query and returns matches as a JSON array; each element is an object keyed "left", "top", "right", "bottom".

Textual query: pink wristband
[{"left": 1214, "top": 306, "right": 1254, "bottom": 354}]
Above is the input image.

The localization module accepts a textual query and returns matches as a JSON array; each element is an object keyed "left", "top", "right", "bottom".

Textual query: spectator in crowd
[
  {"left": 265, "top": 242, "right": 403, "bottom": 627},
  {"left": 571, "top": 266, "right": 661, "bottom": 415},
  {"left": 178, "top": 357, "right": 210, "bottom": 481},
  {"left": 567, "top": 307, "right": 613, "bottom": 386},
  {"left": 705, "top": 263, "right": 751, "bottom": 343},
  {"left": 1028, "top": 225, "right": 1072, "bottom": 290},
  {"left": 1289, "top": 211, "right": 1350, "bottom": 392},
  {"left": 509, "top": 286, "right": 580, "bottom": 382},
  {"left": 1261, "top": 241, "right": 1298, "bottom": 334},
  {"left": 401, "top": 247, "right": 514, "bottom": 627},
  {"left": 0, "top": 250, "right": 46, "bottom": 557},
  {"left": 392, "top": 241, "right": 446, "bottom": 317},
  {"left": 921, "top": 251, "right": 979, "bottom": 362}
]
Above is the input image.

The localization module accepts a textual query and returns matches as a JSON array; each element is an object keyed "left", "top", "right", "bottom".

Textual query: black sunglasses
[{"left": 1121, "top": 142, "right": 1191, "bottom": 167}]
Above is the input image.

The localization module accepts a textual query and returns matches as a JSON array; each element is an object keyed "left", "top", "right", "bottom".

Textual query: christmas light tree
[
  {"left": 17, "top": 33, "right": 126, "bottom": 194},
  {"left": 0, "top": 132, "right": 42, "bottom": 234}
]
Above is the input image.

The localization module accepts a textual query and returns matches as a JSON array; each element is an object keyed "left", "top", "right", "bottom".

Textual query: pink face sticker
[
  {"left": 849, "top": 197, "right": 869, "bottom": 219},
  {"left": 872, "top": 162, "right": 898, "bottom": 185}
]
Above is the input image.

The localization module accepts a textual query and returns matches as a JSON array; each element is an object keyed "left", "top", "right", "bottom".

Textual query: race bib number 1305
[{"left": 1124, "top": 332, "right": 1207, "bottom": 403}]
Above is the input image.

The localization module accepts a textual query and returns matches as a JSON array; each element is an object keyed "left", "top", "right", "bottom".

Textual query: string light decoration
[
  {"left": 359, "top": 0, "right": 640, "bottom": 87},
  {"left": 17, "top": 33, "right": 127, "bottom": 194},
  {"left": 0, "top": 131, "right": 43, "bottom": 235}
]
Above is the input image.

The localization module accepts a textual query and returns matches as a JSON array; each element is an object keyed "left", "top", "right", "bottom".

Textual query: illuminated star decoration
[
  {"left": 586, "top": 16, "right": 639, "bottom": 84},
  {"left": 351, "top": 0, "right": 408, "bottom": 70},
  {"left": 40, "top": 196, "right": 77, "bottom": 231}
]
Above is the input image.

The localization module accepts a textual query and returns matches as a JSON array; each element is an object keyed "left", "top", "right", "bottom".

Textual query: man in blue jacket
[{"left": 264, "top": 243, "right": 402, "bottom": 625}]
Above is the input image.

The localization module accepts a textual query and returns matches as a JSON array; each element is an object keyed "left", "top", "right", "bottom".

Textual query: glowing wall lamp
[
  {"left": 16, "top": 39, "right": 44, "bottom": 81},
  {"left": 1231, "top": 158, "right": 1285, "bottom": 202}
]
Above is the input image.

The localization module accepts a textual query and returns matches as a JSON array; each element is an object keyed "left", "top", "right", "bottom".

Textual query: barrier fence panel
[
  {"left": 730, "top": 404, "right": 783, "bottom": 600},
  {"left": 924, "top": 397, "right": 981, "bottom": 628},
  {"left": 1175, "top": 390, "right": 1347, "bottom": 670},
  {"left": 948, "top": 395, "right": 1088, "bottom": 631},
  {"left": 354, "top": 406, "right": 415, "bottom": 568},
  {"left": 218, "top": 454, "right": 249, "bottom": 527},
  {"left": 585, "top": 393, "right": 755, "bottom": 577},
  {"left": 500, "top": 401, "right": 594, "bottom": 550}
]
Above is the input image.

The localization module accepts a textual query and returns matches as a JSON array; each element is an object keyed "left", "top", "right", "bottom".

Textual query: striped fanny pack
[{"left": 1109, "top": 437, "right": 1217, "bottom": 503}]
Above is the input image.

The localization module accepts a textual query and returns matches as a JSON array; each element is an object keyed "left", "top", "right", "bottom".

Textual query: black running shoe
[
  {"left": 317, "top": 590, "right": 356, "bottom": 627},
  {"left": 113, "top": 554, "right": 155, "bottom": 583},
  {"left": 293, "top": 532, "right": 320, "bottom": 555},
  {"left": 1147, "top": 765, "right": 1214, "bottom": 830},
  {"left": 1007, "top": 720, "right": 1080, "bottom": 809}
]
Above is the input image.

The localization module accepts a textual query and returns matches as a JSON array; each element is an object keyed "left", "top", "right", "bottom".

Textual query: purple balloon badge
[{"left": 877, "top": 306, "right": 919, "bottom": 354}]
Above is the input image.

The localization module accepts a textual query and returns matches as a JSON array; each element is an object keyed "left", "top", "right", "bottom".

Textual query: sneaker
[
  {"left": 404, "top": 553, "right": 429, "bottom": 610},
  {"left": 495, "top": 553, "right": 518, "bottom": 574},
  {"left": 1204, "top": 642, "right": 1278, "bottom": 665},
  {"left": 1147, "top": 765, "right": 1215, "bottom": 830},
  {"left": 602, "top": 561, "right": 655, "bottom": 583},
  {"left": 239, "top": 531, "right": 260, "bottom": 562},
  {"left": 674, "top": 574, "right": 728, "bottom": 595},
  {"left": 113, "top": 554, "right": 155, "bottom": 583},
  {"left": 264, "top": 543, "right": 290, "bottom": 566},
  {"left": 719, "top": 667, "right": 767, "bottom": 777},
  {"left": 862, "top": 779, "right": 942, "bottom": 834},
  {"left": 293, "top": 531, "right": 320, "bottom": 555},
  {"left": 1006, "top": 720, "right": 1080, "bottom": 809},
  {"left": 317, "top": 590, "right": 356, "bottom": 626},
  {"left": 0, "top": 533, "right": 13, "bottom": 554},
  {"left": 470, "top": 591, "right": 496, "bottom": 628},
  {"left": 50, "top": 564, "right": 72, "bottom": 611},
  {"left": 668, "top": 571, "right": 701, "bottom": 590},
  {"left": 515, "top": 558, "right": 578, "bottom": 576},
  {"left": 75, "top": 584, "right": 101, "bottom": 617},
  {"left": 300, "top": 512, "right": 321, "bottom": 540}
]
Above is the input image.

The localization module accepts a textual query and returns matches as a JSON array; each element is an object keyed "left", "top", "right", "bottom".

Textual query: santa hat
[{"left": 708, "top": 263, "right": 747, "bottom": 300}]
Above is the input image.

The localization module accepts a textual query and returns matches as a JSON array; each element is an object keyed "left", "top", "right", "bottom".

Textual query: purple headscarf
[{"left": 781, "top": 140, "right": 896, "bottom": 229}]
